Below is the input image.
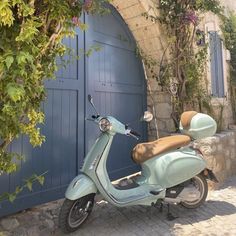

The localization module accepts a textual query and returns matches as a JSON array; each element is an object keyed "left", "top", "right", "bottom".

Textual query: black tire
[
  {"left": 181, "top": 174, "right": 208, "bottom": 209},
  {"left": 59, "top": 194, "right": 95, "bottom": 233}
]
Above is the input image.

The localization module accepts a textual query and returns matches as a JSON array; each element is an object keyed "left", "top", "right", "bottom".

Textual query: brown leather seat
[
  {"left": 132, "top": 135, "right": 191, "bottom": 164},
  {"left": 180, "top": 111, "right": 197, "bottom": 129}
]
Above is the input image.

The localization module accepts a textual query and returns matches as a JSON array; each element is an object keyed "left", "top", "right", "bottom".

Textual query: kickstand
[
  {"left": 159, "top": 202, "right": 163, "bottom": 213},
  {"left": 152, "top": 201, "right": 163, "bottom": 212},
  {"left": 166, "top": 204, "right": 178, "bottom": 221}
]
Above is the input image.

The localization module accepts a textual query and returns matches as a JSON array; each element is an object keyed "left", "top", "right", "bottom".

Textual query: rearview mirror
[
  {"left": 88, "top": 94, "right": 93, "bottom": 104},
  {"left": 88, "top": 94, "right": 99, "bottom": 116},
  {"left": 141, "top": 111, "right": 153, "bottom": 122}
]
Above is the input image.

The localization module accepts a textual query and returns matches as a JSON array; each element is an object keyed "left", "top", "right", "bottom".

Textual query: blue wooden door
[
  {"left": 0, "top": 29, "right": 85, "bottom": 217},
  {"left": 0, "top": 7, "right": 146, "bottom": 217},
  {"left": 85, "top": 9, "right": 147, "bottom": 180}
]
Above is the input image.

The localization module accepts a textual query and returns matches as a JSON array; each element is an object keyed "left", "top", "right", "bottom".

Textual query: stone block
[
  {"left": 27, "top": 226, "right": 40, "bottom": 236},
  {"left": 126, "top": 16, "right": 154, "bottom": 31},
  {"left": 204, "top": 156, "right": 215, "bottom": 169},
  {"left": 134, "top": 24, "right": 162, "bottom": 42},
  {"left": 229, "top": 124, "right": 236, "bottom": 130},
  {"left": 214, "top": 171, "right": 227, "bottom": 185},
  {"left": 0, "top": 232, "right": 10, "bottom": 236},
  {"left": 138, "top": 37, "right": 164, "bottom": 54},
  {"left": 112, "top": 0, "right": 140, "bottom": 10},
  {"left": 226, "top": 150, "right": 231, "bottom": 158},
  {"left": 195, "top": 136, "right": 220, "bottom": 146},
  {"left": 147, "top": 79, "right": 160, "bottom": 92},
  {"left": 0, "top": 218, "right": 19, "bottom": 231},
  {"left": 155, "top": 103, "right": 172, "bottom": 119},
  {"left": 153, "top": 92, "right": 171, "bottom": 104},
  {"left": 165, "top": 119, "right": 176, "bottom": 133},
  {"left": 231, "top": 150, "right": 236, "bottom": 159},
  {"left": 226, "top": 159, "right": 231, "bottom": 170},
  {"left": 119, "top": 4, "right": 144, "bottom": 19},
  {"left": 158, "top": 130, "right": 170, "bottom": 138},
  {"left": 229, "top": 138, "right": 235, "bottom": 146},
  {"left": 200, "top": 145, "right": 217, "bottom": 155}
]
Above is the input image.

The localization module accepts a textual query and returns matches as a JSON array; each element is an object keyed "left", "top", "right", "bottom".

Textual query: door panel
[
  {"left": 0, "top": 29, "right": 84, "bottom": 217},
  {"left": 85, "top": 9, "right": 147, "bottom": 180}
]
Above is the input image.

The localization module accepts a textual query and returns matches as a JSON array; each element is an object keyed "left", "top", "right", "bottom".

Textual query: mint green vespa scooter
[{"left": 59, "top": 95, "right": 218, "bottom": 233}]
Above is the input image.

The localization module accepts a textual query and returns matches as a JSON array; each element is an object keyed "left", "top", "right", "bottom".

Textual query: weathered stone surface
[
  {"left": 12, "top": 227, "right": 27, "bottom": 236},
  {"left": 155, "top": 103, "right": 172, "bottom": 119},
  {"left": 194, "top": 130, "right": 236, "bottom": 188},
  {"left": 45, "top": 219, "right": 54, "bottom": 229},
  {"left": 0, "top": 218, "right": 19, "bottom": 231},
  {"left": 1, "top": 176, "right": 236, "bottom": 236},
  {"left": 0, "top": 231, "right": 10, "bottom": 236},
  {"left": 27, "top": 226, "right": 40, "bottom": 236}
]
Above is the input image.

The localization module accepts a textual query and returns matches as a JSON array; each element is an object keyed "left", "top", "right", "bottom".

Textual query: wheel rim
[
  {"left": 68, "top": 199, "right": 93, "bottom": 228},
  {"left": 182, "top": 175, "right": 205, "bottom": 205}
]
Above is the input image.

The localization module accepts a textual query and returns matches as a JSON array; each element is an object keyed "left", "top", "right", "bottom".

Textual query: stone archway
[{"left": 112, "top": 0, "right": 174, "bottom": 138}]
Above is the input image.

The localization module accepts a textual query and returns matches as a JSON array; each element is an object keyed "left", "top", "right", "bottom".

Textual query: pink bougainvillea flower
[
  {"left": 83, "top": 0, "right": 93, "bottom": 12},
  {"left": 183, "top": 11, "right": 198, "bottom": 25},
  {"left": 72, "top": 16, "right": 81, "bottom": 26}
]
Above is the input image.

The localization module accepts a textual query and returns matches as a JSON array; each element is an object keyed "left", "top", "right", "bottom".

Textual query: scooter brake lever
[{"left": 128, "top": 132, "right": 139, "bottom": 140}]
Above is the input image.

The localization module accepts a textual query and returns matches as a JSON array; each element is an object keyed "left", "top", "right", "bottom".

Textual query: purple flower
[
  {"left": 83, "top": 0, "right": 93, "bottom": 12},
  {"left": 183, "top": 11, "right": 198, "bottom": 25},
  {"left": 72, "top": 16, "right": 81, "bottom": 26}
]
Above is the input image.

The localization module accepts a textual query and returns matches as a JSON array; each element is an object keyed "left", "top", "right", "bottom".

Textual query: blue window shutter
[{"left": 209, "top": 31, "right": 225, "bottom": 97}]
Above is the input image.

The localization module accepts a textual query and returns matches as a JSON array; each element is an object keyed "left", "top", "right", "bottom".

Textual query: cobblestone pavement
[{"left": 1, "top": 176, "right": 236, "bottom": 236}]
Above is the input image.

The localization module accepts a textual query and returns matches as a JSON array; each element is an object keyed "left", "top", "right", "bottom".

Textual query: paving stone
[
  {"left": 0, "top": 232, "right": 10, "bottom": 236},
  {"left": 26, "top": 226, "right": 40, "bottom": 236},
  {"left": 12, "top": 227, "right": 28, "bottom": 236},
  {"left": 45, "top": 219, "right": 54, "bottom": 229},
  {"left": 0, "top": 218, "right": 19, "bottom": 231},
  {"left": 1, "top": 176, "right": 236, "bottom": 235}
]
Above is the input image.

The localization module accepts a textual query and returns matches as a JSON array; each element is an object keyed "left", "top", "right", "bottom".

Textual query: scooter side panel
[
  {"left": 65, "top": 174, "right": 97, "bottom": 200},
  {"left": 141, "top": 148, "right": 206, "bottom": 188}
]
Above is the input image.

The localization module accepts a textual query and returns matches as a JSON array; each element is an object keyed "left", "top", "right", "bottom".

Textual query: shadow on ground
[{"left": 53, "top": 198, "right": 236, "bottom": 235}]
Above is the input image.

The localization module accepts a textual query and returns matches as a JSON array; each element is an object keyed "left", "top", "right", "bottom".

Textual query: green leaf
[
  {"left": 5, "top": 56, "right": 14, "bottom": 69},
  {"left": 37, "top": 176, "right": 45, "bottom": 185},
  {"left": 26, "top": 180, "right": 33, "bottom": 191},
  {"left": 8, "top": 193, "right": 16, "bottom": 202},
  {"left": 15, "top": 186, "right": 23, "bottom": 194},
  {"left": 6, "top": 84, "right": 25, "bottom": 102}
]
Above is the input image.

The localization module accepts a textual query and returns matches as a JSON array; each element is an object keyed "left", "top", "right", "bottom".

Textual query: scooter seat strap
[{"left": 132, "top": 135, "right": 191, "bottom": 164}]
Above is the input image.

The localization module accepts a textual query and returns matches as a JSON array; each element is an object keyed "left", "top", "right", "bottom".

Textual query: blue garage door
[{"left": 0, "top": 7, "right": 146, "bottom": 217}]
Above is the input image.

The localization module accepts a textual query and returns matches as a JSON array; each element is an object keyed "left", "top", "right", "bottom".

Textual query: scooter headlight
[{"left": 99, "top": 118, "right": 112, "bottom": 132}]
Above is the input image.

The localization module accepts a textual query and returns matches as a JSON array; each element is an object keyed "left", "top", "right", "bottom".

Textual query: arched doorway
[{"left": 0, "top": 6, "right": 147, "bottom": 217}]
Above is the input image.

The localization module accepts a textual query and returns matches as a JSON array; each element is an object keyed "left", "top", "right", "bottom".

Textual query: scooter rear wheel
[
  {"left": 59, "top": 194, "right": 95, "bottom": 233},
  {"left": 181, "top": 174, "right": 208, "bottom": 209}
]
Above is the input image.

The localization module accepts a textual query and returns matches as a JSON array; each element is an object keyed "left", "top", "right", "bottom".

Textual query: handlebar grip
[
  {"left": 92, "top": 115, "right": 100, "bottom": 119},
  {"left": 130, "top": 130, "right": 141, "bottom": 138}
]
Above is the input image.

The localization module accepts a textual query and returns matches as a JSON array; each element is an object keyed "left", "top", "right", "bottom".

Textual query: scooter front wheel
[
  {"left": 59, "top": 194, "right": 95, "bottom": 233},
  {"left": 181, "top": 174, "right": 208, "bottom": 209}
]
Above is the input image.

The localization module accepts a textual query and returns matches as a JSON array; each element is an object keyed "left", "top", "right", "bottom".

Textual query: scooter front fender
[{"left": 65, "top": 174, "right": 97, "bottom": 200}]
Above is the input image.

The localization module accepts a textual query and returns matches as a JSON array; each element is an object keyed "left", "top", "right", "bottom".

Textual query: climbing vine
[
  {"left": 221, "top": 11, "right": 236, "bottom": 122},
  {"left": 0, "top": 0, "right": 109, "bottom": 201},
  {"left": 142, "top": 0, "right": 223, "bottom": 130}
]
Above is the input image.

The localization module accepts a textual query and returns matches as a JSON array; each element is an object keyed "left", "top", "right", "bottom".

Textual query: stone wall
[
  {"left": 194, "top": 127, "right": 236, "bottom": 189},
  {"left": 112, "top": 0, "right": 235, "bottom": 138}
]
